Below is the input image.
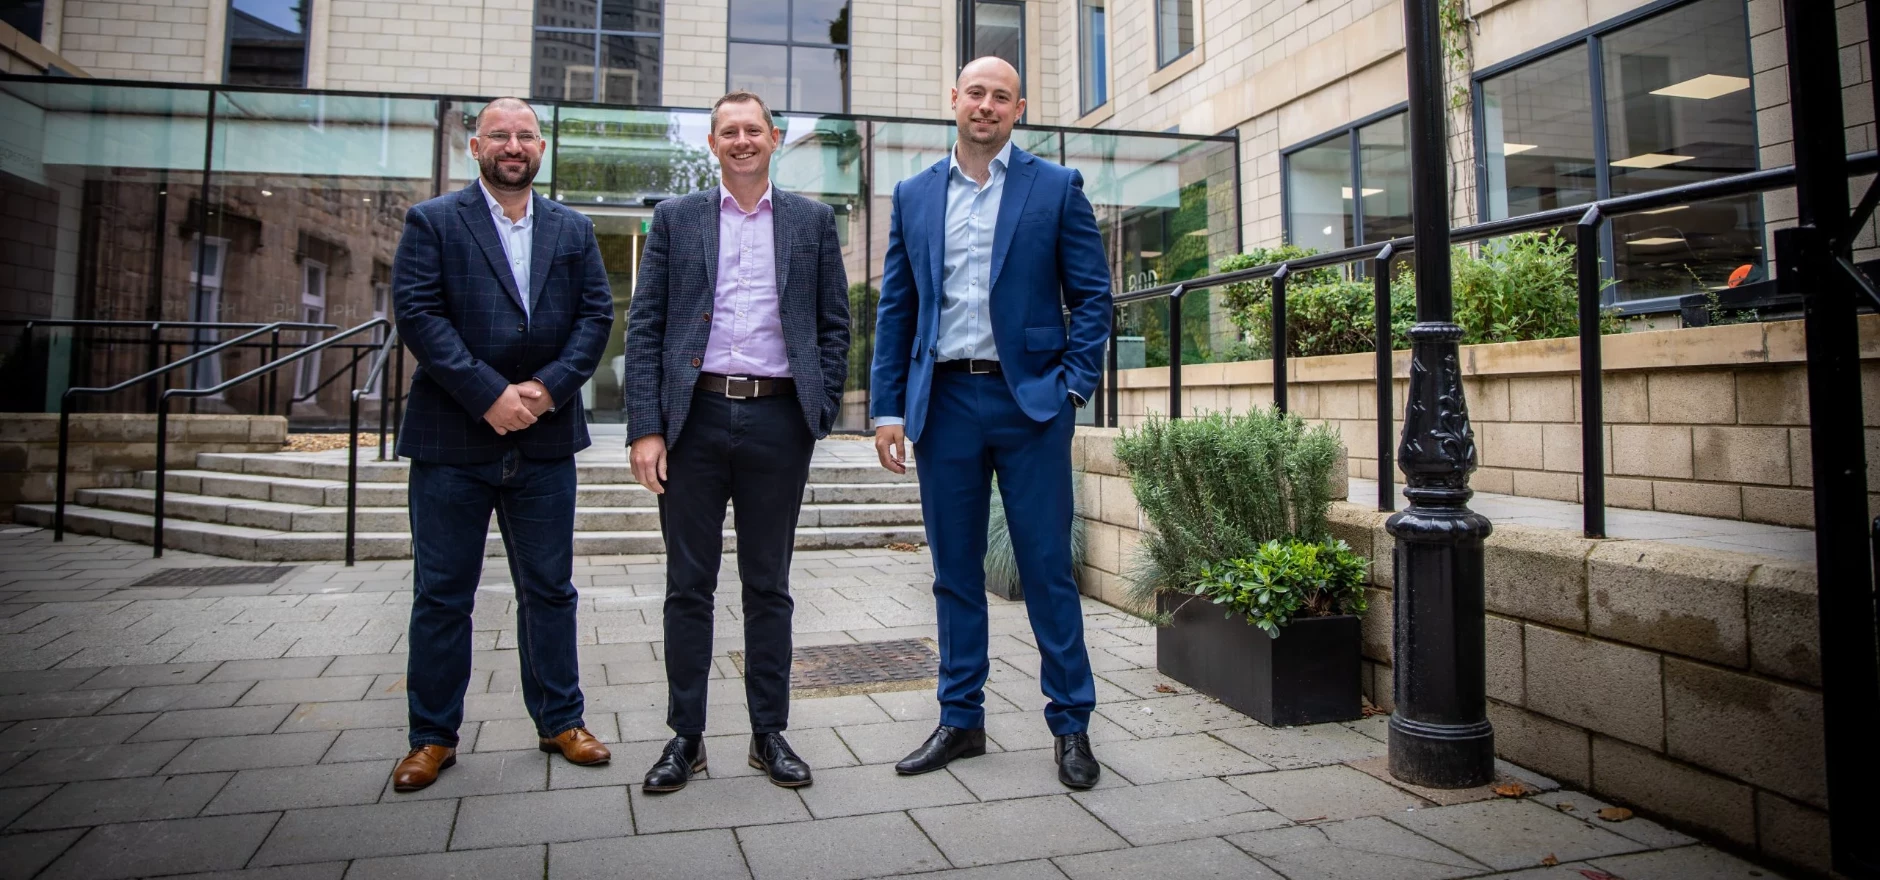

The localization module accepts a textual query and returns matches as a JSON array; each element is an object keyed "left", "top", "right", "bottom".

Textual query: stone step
[
  {"left": 136, "top": 470, "right": 923, "bottom": 509},
  {"left": 16, "top": 504, "right": 927, "bottom": 562},
  {"left": 79, "top": 488, "right": 923, "bottom": 533},
  {"left": 190, "top": 451, "right": 919, "bottom": 485}
]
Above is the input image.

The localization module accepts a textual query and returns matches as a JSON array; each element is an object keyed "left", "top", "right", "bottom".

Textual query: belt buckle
[
  {"left": 969, "top": 360, "right": 993, "bottom": 375},
  {"left": 723, "top": 375, "right": 754, "bottom": 399}
]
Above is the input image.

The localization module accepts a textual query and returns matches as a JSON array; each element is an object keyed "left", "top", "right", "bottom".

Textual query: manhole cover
[
  {"left": 731, "top": 638, "right": 940, "bottom": 699},
  {"left": 131, "top": 566, "right": 296, "bottom": 587}
]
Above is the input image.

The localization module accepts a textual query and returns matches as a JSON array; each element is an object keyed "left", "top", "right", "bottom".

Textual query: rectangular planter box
[{"left": 1157, "top": 594, "right": 1362, "bottom": 727}]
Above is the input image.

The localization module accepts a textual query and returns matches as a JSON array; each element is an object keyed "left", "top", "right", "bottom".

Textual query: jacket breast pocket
[
  {"left": 1017, "top": 210, "right": 1055, "bottom": 226},
  {"left": 1025, "top": 326, "right": 1068, "bottom": 351}
]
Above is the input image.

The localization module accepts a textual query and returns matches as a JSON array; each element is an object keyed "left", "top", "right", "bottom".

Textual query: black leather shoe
[
  {"left": 895, "top": 725, "right": 987, "bottom": 775},
  {"left": 749, "top": 732, "right": 813, "bottom": 788},
  {"left": 1056, "top": 733, "right": 1100, "bottom": 790},
  {"left": 642, "top": 735, "right": 706, "bottom": 793}
]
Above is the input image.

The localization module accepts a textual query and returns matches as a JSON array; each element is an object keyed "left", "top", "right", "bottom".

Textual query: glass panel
[
  {"left": 1603, "top": 0, "right": 1761, "bottom": 300},
  {"left": 600, "top": 0, "right": 658, "bottom": 33},
  {"left": 728, "top": 42, "right": 790, "bottom": 107},
  {"left": 226, "top": 0, "right": 309, "bottom": 87},
  {"left": 534, "top": 31, "right": 597, "bottom": 102},
  {"left": 793, "top": 0, "right": 849, "bottom": 44},
  {"left": 537, "top": 0, "right": 595, "bottom": 30},
  {"left": 1116, "top": 297, "right": 1169, "bottom": 378},
  {"left": 600, "top": 35, "right": 661, "bottom": 105},
  {"left": 0, "top": 82, "right": 211, "bottom": 412},
  {"left": 207, "top": 91, "right": 437, "bottom": 421},
  {"left": 1481, "top": 44, "right": 1595, "bottom": 221},
  {"left": 1012, "top": 127, "right": 1058, "bottom": 162},
  {"left": 972, "top": 1, "right": 1023, "bottom": 72},
  {"left": 1286, "top": 136, "right": 1352, "bottom": 254},
  {"left": 1156, "top": 0, "right": 1193, "bottom": 67},
  {"left": 728, "top": 0, "right": 788, "bottom": 41},
  {"left": 2, "top": 0, "right": 43, "bottom": 41},
  {"left": 1357, "top": 113, "right": 1411, "bottom": 245},
  {"left": 790, "top": 46, "right": 850, "bottom": 113},
  {"left": 1079, "top": 0, "right": 1107, "bottom": 114},
  {"left": 444, "top": 99, "right": 557, "bottom": 199},
  {"left": 773, "top": 114, "right": 867, "bottom": 429}
]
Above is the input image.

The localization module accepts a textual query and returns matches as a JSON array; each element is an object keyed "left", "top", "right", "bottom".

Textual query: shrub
[
  {"left": 985, "top": 474, "right": 1086, "bottom": 596},
  {"left": 1112, "top": 408, "right": 1343, "bottom": 610},
  {"left": 1190, "top": 538, "right": 1370, "bottom": 636}
]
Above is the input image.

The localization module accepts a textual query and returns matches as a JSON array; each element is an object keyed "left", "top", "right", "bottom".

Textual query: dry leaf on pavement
[
  {"left": 1556, "top": 802, "right": 1577, "bottom": 812},
  {"left": 1596, "top": 807, "right": 1634, "bottom": 822},
  {"left": 1492, "top": 782, "right": 1531, "bottom": 798},
  {"left": 887, "top": 542, "right": 920, "bottom": 552},
  {"left": 1540, "top": 854, "right": 1559, "bottom": 866},
  {"left": 1152, "top": 684, "right": 1178, "bottom": 694}
]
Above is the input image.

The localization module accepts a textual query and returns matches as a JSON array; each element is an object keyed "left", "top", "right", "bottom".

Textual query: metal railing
[
  {"left": 4, "top": 319, "right": 342, "bottom": 415},
  {"left": 345, "top": 329, "right": 405, "bottom": 566},
  {"left": 149, "top": 319, "right": 392, "bottom": 556},
  {"left": 1102, "top": 149, "right": 1880, "bottom": 539}
]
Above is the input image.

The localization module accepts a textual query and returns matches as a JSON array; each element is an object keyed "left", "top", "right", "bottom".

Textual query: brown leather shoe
[
  {"left": 392, "top": 745, "right": 455, "bottom": 792},
  {"left": 539, "top": 726, "right": 611, "bottom": 765}
]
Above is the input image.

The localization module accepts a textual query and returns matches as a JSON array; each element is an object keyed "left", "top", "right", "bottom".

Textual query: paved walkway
[{"left": 0, "top": 525, "right": 1791, "bottom": 879}]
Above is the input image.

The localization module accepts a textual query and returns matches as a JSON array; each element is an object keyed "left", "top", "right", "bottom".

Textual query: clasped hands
[{"left": 482, "top": 380, "right": 553, "bottom": 435}]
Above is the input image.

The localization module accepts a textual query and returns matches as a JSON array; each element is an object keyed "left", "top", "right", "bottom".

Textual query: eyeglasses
[{"left": 480, "top": 131, "right": 542, "bottom": 146}]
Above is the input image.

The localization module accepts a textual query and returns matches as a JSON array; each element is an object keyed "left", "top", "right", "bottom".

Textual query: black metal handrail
[
  {"left": 51, "top": 320, "right": 337, "bottom": 541},
  {"left": 149, "top": 318, "right": 392, "bottom": 556},
  {"left": 8, "top": 320, "right": 340, "bottom": 414},
  {"left": 345, "top": 328, "right": 404, "bottom": 566},
  {"left": 1105, "top": 148, "right": 1880, "bottom": 538}
]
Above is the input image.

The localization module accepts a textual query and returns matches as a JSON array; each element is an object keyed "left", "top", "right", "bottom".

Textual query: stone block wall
[
  {"left": 0, "top": 414, "right": 287, "bottom": 520},
  {"left": 1070, "top": 423, "right": 1834, "bottom": 877},
  {"left": 1107, "top": 315, "right": 1880, "bottom": 528}
]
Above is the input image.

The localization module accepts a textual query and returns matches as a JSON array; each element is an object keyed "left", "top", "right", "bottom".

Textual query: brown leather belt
[
  {"left": 697, "top": 373, "right": 796, "bottom": 399},
  {"left": 936, "top": 359, "right": 1002, "bottom": 374}
]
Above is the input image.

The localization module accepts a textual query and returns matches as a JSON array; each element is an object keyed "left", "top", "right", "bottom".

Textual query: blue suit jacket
[
  {"left": 391, "top": 183, "right": 614, "bottom": 464},
  {"left": 869, "top": 145, "right": 1112, "bottom": 442}
]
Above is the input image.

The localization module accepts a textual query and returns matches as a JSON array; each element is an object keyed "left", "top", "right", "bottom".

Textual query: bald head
[
  {"left": 957, "top": 56, "right": 1020, "bottom": 94},
  {"left": 952, "top": 55, "right": 1025, "bottom": 152},
  {"left": 474, "top": 97, "right": 540, "bottom": 134}
]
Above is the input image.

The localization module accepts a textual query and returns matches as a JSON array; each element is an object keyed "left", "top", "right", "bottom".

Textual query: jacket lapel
[
  {"left": 455, "top": 183, "right": 526, "bottom": 313},
  {"left": 771, "top": 190, "right": 791, "bottom": 307},
  {"left": 527, "top": 196, "right": 562, "bottom": 313},
  {"left": 702, "top": 191, "right": 721, "bottom": 293},
  {"left": 988, "top": 148, "right": 1037, "bottom": 296},
  {"left": 926, "top": 160, "right": 948, "bottom": 309}
]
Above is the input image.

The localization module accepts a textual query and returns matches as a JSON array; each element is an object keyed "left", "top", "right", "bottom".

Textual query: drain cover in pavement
[
  {"left": 730, "top": 638, "right": 940, "bottom": 698},
  {"left": 131, "top": 566, "right": 296, "bottom": 587}
]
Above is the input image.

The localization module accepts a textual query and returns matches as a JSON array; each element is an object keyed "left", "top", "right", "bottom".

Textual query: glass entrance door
[{"left": 580, "top": 209, "right": 648, "bottom": 424}]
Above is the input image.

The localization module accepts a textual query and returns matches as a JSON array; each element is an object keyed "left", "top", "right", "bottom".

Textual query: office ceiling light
[
  {"left": 1651, "top": 74, "right": 1751, "bottom": 100},
  {"left": 1501, "top": 143, "right": 1538, "bottom": 155},
  {"left": 1640, "top": 205, "right": 1688, "bottom": 215},
  {"left": 1613, "top": 153, "right": 1693, "bottom": 169},
  {"left": 1628, "top": 236, "right": 1683, "bottom": 246},
  {"left": 261, "top": 190, "right": 273, "bottom": 196},
  {"left": 1322, "top": 225, "right": 1335, "bottom": 236},
  {"left": 1339, "top": 187, "right": 1384, "bottom": 199}
]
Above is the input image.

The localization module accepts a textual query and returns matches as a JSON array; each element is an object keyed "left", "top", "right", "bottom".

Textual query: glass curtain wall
[
  {"left": 532, "top": 0, "right": 663, "bottom": 105},
  {"left": 1477, "top": 0, "right": 1760, "bottom": 302},
  {"left": 0, "top": 76, "right": 1237, "bottom": 430},
  {"left": 1283, "top": 109, "right": 1411, "bottom": 255},
  {"left": 726, "top": 0, "right": 851, "bottom": 113}
]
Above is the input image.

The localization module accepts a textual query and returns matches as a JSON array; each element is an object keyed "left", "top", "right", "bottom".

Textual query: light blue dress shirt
[{"left": 479, "top": 179, "right": 533, "bottom": 320}]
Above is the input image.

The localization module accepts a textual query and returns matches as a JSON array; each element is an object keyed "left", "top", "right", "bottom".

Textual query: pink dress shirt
[{"left": 701, "top": 185, "right": 792, "bottom": 378}]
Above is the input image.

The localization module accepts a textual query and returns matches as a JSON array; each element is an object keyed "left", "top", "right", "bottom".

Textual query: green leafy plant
[
  {"left": 1191, "top": 538, "right": 1370, "bottom": 636},
  {"left": 1112, "top": 408, "right": 1343, "bottom": 613}
]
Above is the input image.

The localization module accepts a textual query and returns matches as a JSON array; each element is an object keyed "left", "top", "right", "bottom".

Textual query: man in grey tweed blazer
[{"left": 622, "top": 90, "right": 850, "bottom": 792}]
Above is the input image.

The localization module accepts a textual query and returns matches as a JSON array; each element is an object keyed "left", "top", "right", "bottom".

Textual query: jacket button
[
  {"left": 703, "top": 313, "right": 711, "bottom": 322},
  {"left": 691, "top": 357, "right": 702, "bottom": 368},
  {"left": 517, "top": 323, "right": 525, "bottom": 332}
]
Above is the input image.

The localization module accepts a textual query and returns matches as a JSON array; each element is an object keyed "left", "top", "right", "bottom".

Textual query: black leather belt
[
  {"left": 936, "top": 359, "right": 1002, "bottom": 375},
  {"left": 698, "top": 373, "right": 795, "bottom": 399}
]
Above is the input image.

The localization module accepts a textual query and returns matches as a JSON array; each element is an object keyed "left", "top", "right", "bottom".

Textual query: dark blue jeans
[{"left": 406, "top": 450, "right": 585, "bottom": 749}]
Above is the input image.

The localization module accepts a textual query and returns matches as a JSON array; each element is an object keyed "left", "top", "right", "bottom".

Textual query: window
[
  {"left": 960, "top": 0, "right": 1023, "bottom": 80},
  {"left": 1, "top": 0, "right": 42, "bottom": 42},
  {"left": 224, "top": 0, "right": 309, "bottom": 87},
  {"left": 532, "top": 0, "right": 662, "bottom": 105},
  {"left": 1282, "top": 108, "right": 1409, "bottom": 255},
  {"left": 295, "top": 260, "right": 327, "bottom": 400},
  {"left": 1477, "top": 0, "right": 1760, "bottom": 303},
  {"left": 188, "top": 235, "right": 228, "bottom": 393},
  {"left": 1078, "top": 0, "right": 1107, "bottom": 114},
  {"left": 1155, "top": 0, "right": 1194, "bottom": 68},
  {"left": 727, "top": 0, "right": 850, "bottom": 113}
]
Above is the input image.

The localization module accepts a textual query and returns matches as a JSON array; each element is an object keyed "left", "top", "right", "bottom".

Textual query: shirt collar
[
  {"left": 719, "top": 183, "right": 774, "bottom": 215},
  {"left": 479, "top": 178, "right": 534, "bottom": 225},
  {"left": 950, "top": 139, "right": 1014, "bottom": 181}
]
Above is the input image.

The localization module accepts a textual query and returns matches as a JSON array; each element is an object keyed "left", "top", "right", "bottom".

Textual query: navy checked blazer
[
  {"left": 391, "top": 182, "right": 614, "bottom": 464},
  {"left": 622, "top": 187, "right": 850, "bottom": 447}
]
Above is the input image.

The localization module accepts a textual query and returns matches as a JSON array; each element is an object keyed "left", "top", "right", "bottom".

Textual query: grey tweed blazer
[{"left": 622, "top": 186, "right": 851, "bottom": 447}]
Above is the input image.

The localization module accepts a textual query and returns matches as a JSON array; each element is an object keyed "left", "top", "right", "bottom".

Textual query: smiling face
[
  {"left": 708, "top": 97, "right": 780, "bottom": 182},
  {"left": 469, "top": 100, "right": 544, "bottom": 193},
  {"left": 951, "top": 57, "right": 1025, "bottom": 149}
]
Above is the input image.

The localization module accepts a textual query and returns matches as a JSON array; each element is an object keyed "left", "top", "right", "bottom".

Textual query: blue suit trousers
[{"left": 914, "top": 370, "right": 1095, "bottom": 735}]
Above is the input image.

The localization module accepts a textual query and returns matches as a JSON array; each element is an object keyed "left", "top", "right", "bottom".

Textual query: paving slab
[
  {"left": 910, "top": 795, "right": 1129, "bottom": 868},
  {"left": 1094, "top": 733, "right": 1274, "bottom": 785},
  {"left": 945, "top": 748, "right": 1130, "bottom": 801},
  {"left": 895, "top": 862, "right": 1069, "bottom": 880},
  {"left": 838, "top": 718, "right": 1003, "bottom": 766},
  {"left": 1053, "top": 836, "right": 1282, "bottom": 880},
  {"left": 1225, "top": 816, "right": 1488, "bottom": 880},
  {"left": 39, "top": 813, "right": 280, "bottom": 880},
  {"left": 249, "top": 800, "right": 458, "bottom": 866},
  {"left": 1387, "top": 799, "right": 1647, "bottom": 871},
  {"left": 100, "top": 681, "right": 255, "bottom": 714},
  {"left": 0, "top": 782, "right": 57, "bottom": 827},
  {"left": 450, "top": 786, "right": 633, "bottom": 848},
  {"left": 1072, "top": 777, "right": 1287, "bottom": 846},
  {"left": 13, "top": 772, "right": 232, "bottom": 829},
  {"left": 737, "top": 811, "right": 950, "bottom": 880},
  {"left": 346, "top": 845, "right": 547, "bottom": 880},
  {"left": 1226, "top": 765, "right": 1429, "bottom": 822},
  {"left": 548, "top": 830, "right": 751, "bottom": 880},
  {"left": 1211, "top": 723, "right": 1388, "bottom": 770},
  {"left": 0, "top": 828, "right": 86, "bottom": 879},
  {"left": 383, "top": 749, "right": 548, "bottom": 801},
  {"left": 795, "top": 761, "right": 977, "bottom": 818},
  {"left": 0, "top": 713, "right": 159, "bottom": 751},
  {"left": 202, "top": 761, "right": 388, "bottom": 815},
  {"left": 162, "top": 731, "right": 338, "bottom": 774},
  {"left": 629, "top": 775, "right": 812, "bottom": 834},
  {"left": 1587, "top": 845, "right": 1779, "bottom": 879},
  {"left": 130, "top": 705, "right": 296, "bottom": 742},
  {"left": 2, "top": 740, "right": 190, "bottom": 786}
]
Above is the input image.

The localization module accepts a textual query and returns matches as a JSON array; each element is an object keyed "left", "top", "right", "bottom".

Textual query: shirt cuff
[
  {"left": 874, "top": 416, "right": 906, "bottom": 427},
  {"left": 1069, "top": 391, "right": 1087, "bottom": 408},
  {"left": 530, "top": 376, "right": 557, "bottom": 414}
]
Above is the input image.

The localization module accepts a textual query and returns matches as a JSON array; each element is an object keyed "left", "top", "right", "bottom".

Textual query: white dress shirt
[{"left": 479, "top": 179, "right": 534, "bottom": 320}]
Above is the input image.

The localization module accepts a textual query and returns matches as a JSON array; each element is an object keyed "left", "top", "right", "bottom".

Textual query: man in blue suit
[
  {"left": 871, "top": 57, "right": 1113, "bottom": 789},
  {"left": 388, "top": 97, "right": 615, "bottom": 792}
]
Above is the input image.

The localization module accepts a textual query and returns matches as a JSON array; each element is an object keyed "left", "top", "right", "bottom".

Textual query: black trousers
[{"left": 658, "top": 387, "right": 814, "bottom": 735}]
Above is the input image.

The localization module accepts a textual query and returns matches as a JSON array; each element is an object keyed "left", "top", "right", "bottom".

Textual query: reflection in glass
[
  {"left": 601, "top": 35, "right": 661, "bottom": 106},
  {"left": 1481, "top": 45, "right": 1595, "bottom": 220},
  {"left": 1156, "top": 0, "right": 1193, "bottom": 67},
  {"left": 534, "top": 31, "right": 597, "bottom": 101},
  {"left": 1286, "top": 138, "right": 1351, "bottom": 254},
  {"left": 791, "top": 46, "right": 850, "bottom": 114},
  {"left": 601, "top": 0, "right": 659, "bottom": 33},
  {"left": 1603, "top": 0, "right": 1760, "bottom": 299},
  {"left": 972, "top": 1, "right": 1023, "bottom": 73},
  {"left": 1079, "top": 0, "right": 1107, "bottom": 114},
  {"left": 793, "top": 0, "right": 849, "bottom": 43},
  {"left": 773, "top": 115, "right": 868, "bottom": 429},
  {"left": 728, "top": 0, "right": 789, "bottom": 41},
  {"left": 225, "top": 0, "right": 309, "bottom": 87},
  {"left": 727, "top": 43, "right": 790, "bottom": 106},
  {"left": 1358, "top": 113, "right": 1411, "bottom": 244},
  {"left": 536, "top": 0, "right": 595, "bottom": 30}
]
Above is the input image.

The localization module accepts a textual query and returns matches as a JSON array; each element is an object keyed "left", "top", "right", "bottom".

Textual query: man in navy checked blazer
[{"left": 388, "top": 97, "right": 615, "bottom": 793}]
